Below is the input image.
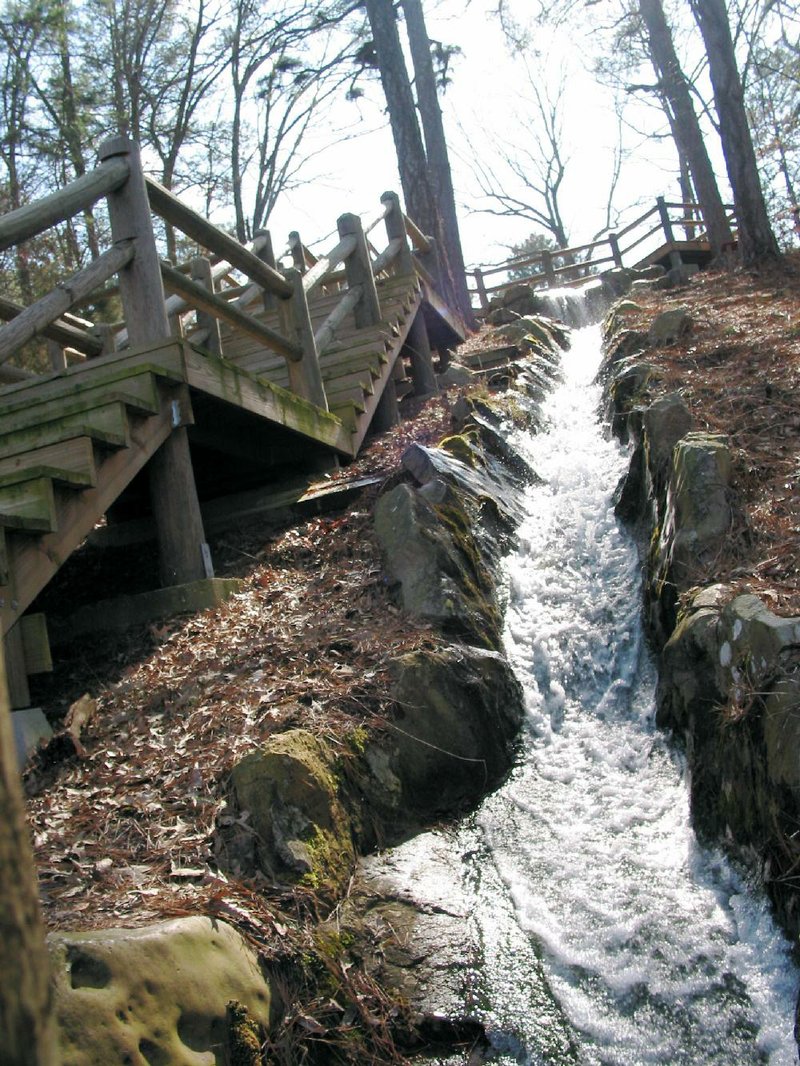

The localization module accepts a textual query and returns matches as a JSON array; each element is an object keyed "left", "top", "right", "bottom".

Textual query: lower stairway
[{"left": 0, "top": 269, "right": 464, "bottom": 703}]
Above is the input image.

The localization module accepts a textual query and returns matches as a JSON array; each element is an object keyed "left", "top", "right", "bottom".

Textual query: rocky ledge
[
  {"left": 46, "top": 314, "right": 568, "bottom": 1064},
  {"left": 601, "top": 300, "right": 800, "bottom": 943}
]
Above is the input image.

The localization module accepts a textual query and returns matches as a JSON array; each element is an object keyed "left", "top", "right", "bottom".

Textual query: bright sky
[{"left": 264, "top": 0, "right": 725, "bottom": 270}]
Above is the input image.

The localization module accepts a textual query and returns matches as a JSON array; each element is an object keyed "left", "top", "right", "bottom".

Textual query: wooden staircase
[{"left": 216, "top": 272, "right": 424, "bottom": 452}]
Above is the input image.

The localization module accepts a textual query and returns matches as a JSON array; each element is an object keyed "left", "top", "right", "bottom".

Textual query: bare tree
[
  {"left": 689, "top": 0, "right": 781, "bottom": 263},
  {"left": 469, "top": 67, "right": 573, "bottom": 248}
]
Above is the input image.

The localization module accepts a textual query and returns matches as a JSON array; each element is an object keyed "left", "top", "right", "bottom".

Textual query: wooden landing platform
[{"left": 634, "top": 239, "right": 717, "bottom": 271}]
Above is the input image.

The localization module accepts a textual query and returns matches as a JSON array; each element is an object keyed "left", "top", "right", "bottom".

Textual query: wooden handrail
[
  {"left": 404, "top": 214, "right": 431, "bottom": 254},
  {"left": 159, "top": 262, "right": 302, "bottom": 362},
  {"left": 371, "top": 237, "right": 403, "bottom": 276},
  {"left": 301, "top": 234, "right": 357, "bottom": 296},
  {"left": 0, "top": 159, "right": 130, "bottom": 253},
  {"left": 0, "top": 295, "right": 104, "bottom": 358},
  {"left": 0, "top": 241, "right": 135, "bottom": 365},
  {"left": 363, "top": 200, "right": 391, "bottom": 237},
  {"left": 146, "top": 178, "right": 292, "bottom": 300},
  {"left": 314, "top": 286, "right": 363, "bottom": 355}
]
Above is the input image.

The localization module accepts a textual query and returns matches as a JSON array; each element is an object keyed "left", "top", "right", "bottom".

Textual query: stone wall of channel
[{"left": 602, "top": 303, "right": 800, "bottom": 942}]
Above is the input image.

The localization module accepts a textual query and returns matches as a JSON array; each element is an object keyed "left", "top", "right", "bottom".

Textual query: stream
[{"left": 365, "top": 324, "right": 800, "bottom": 1064}]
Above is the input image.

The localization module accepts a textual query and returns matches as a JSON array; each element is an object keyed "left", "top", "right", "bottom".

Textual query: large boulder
[
  {"left": 374, "top": 481, "right": 501, "bottom": 648},
  {"left": 49, "top": 916, "right": 273, "bottom": 1066},
  {"left": 228, "top": 729, "right": 354, "bottom": 896},
  {"left": 360, "top": 646, "right": 525, "bottom": 836}
]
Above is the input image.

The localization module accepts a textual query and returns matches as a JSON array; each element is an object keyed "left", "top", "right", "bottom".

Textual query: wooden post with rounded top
[{"left": 99, "top": 136, "right": 210, "bottom": 586}]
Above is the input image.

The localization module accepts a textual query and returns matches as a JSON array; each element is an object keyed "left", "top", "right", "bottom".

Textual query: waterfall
[{"left": 364, "top": 325, "right": 799, "bottom": 1065}]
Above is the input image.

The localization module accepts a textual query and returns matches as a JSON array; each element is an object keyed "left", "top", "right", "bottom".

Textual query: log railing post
[
  {"left": 190, "top": 256, "right": 223, "bottom": 356},
  {"left": 254, "top": 229, "right": 277, "bottom": 312},
  {"left": 381, "top": 191, "right": 414, "bottom": 276},
  {"left": 608, "top": 232, "right": 623, "bottom": 268},
  {"left": 337, "top": 212, "right": 382, "bottom": 327},
  {"left": 99, "top": 135, "right": 210, "bottom": 587},
  {"left": 542, "top": 249, "right": 556, "bottom": 287},
  {"left": 657, "top": 195, "right": 683, "bottom": 270},
  {"left": 284, "top": 268, "right": 328, "bottom": 411},
  {"left": 289, "top": 231, "right": 306, "bottom": 274},
  {"left": 473, "top": 268, "right": 489, "bottom": 309}
]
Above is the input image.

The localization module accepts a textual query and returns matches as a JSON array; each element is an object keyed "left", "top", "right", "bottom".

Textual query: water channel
[{"left": 366, "top": 324, "right": 800, "bottom": 1064}]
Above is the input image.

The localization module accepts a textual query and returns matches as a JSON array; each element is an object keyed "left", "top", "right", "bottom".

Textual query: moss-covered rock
[
  {"left": 49, "top": 916, "right": 272, "bottom": 1066},
  {"left": 374, "top": 481, "right": 501, "bottom": 648},
  {"left": 359, "top": 645, "right": 525, "bottom": 837},
  {"left": 229, "top": 729, "right": 354, "bottom": 896}
]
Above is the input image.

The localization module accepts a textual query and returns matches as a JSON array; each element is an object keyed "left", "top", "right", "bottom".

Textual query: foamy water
[{"left": 367, "top": 325, "right": 799, "bottom": 1064}]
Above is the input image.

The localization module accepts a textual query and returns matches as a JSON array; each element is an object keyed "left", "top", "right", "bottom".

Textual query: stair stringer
[{"left": 0, "top": 383, "right": 180, "bottom": 638}]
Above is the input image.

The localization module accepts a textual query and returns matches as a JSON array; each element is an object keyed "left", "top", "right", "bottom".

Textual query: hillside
[{"left": 18, "top": 253, "right": 800, "bottom": 1061}]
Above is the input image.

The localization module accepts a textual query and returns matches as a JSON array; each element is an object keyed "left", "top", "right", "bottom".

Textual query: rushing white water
[{"left": 372, "top": 324, "right": 800, "bottom": 1064}]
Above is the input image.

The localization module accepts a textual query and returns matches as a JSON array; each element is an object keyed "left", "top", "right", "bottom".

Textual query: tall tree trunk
[
  {"left": 363, "top": 0, "right": 438, "bottom": 247},
  {"left": 400, "top": 0, "right": 475, "bottom": 325},
  {"left": 639, "top": 0, "right": 734, "bottom": 258},
  {"left": 689, "top": 0, "right": 780, "bottom": 264},
  {"left": 0, "top": 641, "right": 59, "bottom": 1064}
]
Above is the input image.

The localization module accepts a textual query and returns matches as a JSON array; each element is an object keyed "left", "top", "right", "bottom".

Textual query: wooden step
[
  {"left": 0, "top": 401, "right": 131, "bottom": 460},
  {"left": 330, "top": 400, "right": 364, "bottom": 432},
  {"left": 0, "top": 477, "right": 57, "bottom": 533},
  {"left": 0, "top": 349, "right": 185, "bottom": 405},
  {"left": 0, "top": 436, "right": 97, "bottom": 486},
  {"left": 0, "top": 373, "right": 161, "bottom": 436}
]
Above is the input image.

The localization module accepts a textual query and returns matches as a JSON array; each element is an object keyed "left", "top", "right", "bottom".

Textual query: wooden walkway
[{"left": 0, "top": 137, "right": 466, "bottom": 704}]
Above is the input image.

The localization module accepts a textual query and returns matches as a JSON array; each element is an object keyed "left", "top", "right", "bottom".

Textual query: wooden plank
[
  {"left": 0, "top": 463, "right": 93, "bottom": 491},
  {"left": 181, "top": 347, "right": 353, "bottom": 456},
  {"left": 0, "top": 374, "right": 160, "bottom": 436},
  {"left": 0, "top": 339, "right": 186, "bottom": 401},
  {"left": 1, "top": 399, "right": 176, "bottom": 636},
  {"left": 0, "top": 402, "right": 131, "bottom": 460},
  {"left": 20, "top": 614, "right": 51, "bottom": 674},
  {"left": 0, "top": 438, "right": 97, "bottom": 486},
  {"left": 0, "top": 477, "right": 57, "bottom": 533}
]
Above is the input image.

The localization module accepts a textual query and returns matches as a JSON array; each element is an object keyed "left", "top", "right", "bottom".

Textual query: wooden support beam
[
  {"left": 473, "top": 269, "right": 489, "bottom": 309},
  {"left": 656, "top": 195, "right": 684, "bottom": 270},
  {"left": 404, "top": 311, "right": 438, "bottom": 396},
  {"left": 371, "top": 375, "right": 400, "bottom": 433},
  {"left": 3, "top": 626, "right": 30, "bottom": 709},
  {"left": 190, "top": 257, "right": 222, "bottom": 356},
  {"left": 283, "top": 269, "right": 328, "bottom": 410},
  {"left": 100, "top": 137, "right": 210, "bottom": 590},
  {"left": 381, "top": 191, "right": 415, "bottom": 275}
]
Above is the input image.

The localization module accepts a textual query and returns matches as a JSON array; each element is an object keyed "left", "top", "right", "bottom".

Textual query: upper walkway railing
[
  {"left": 468, "top": 196, "right": 737, "bottom": 309},
  {"left": 0, "top": 136, "right": 446, "bottom": 409}
]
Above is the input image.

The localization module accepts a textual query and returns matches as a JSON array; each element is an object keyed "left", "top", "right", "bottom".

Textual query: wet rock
[
  {"left": 642, "top": 393, "right": 694, "bottom": 505},
  {"left": 656, "top": 588, "right": 800, "bottom": 935},
  {"left": 438, "top": 362, "right": 473, "bottom": 387},
  {"left": 647, "top": 307, "right": 692, "bottom": 346},
  {"left": 361, "top": 646, "right": 524, "bottom": 834},
  {"left": 374, "top": 481, "right": 501, "bottom": 648},
  {"left": 49, "top": 916, "right": 273, "bottom": 1066},
  {"left": 229, "top": 729, "right": 354, "bottom": 895},
  {"left": 649, "top": 432, "right": 731, "bottom": 643}
]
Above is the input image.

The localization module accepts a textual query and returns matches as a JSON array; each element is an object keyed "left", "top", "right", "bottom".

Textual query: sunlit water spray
[{"left": 370, "top": 324, "right": 800, "bottom": 1064}]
